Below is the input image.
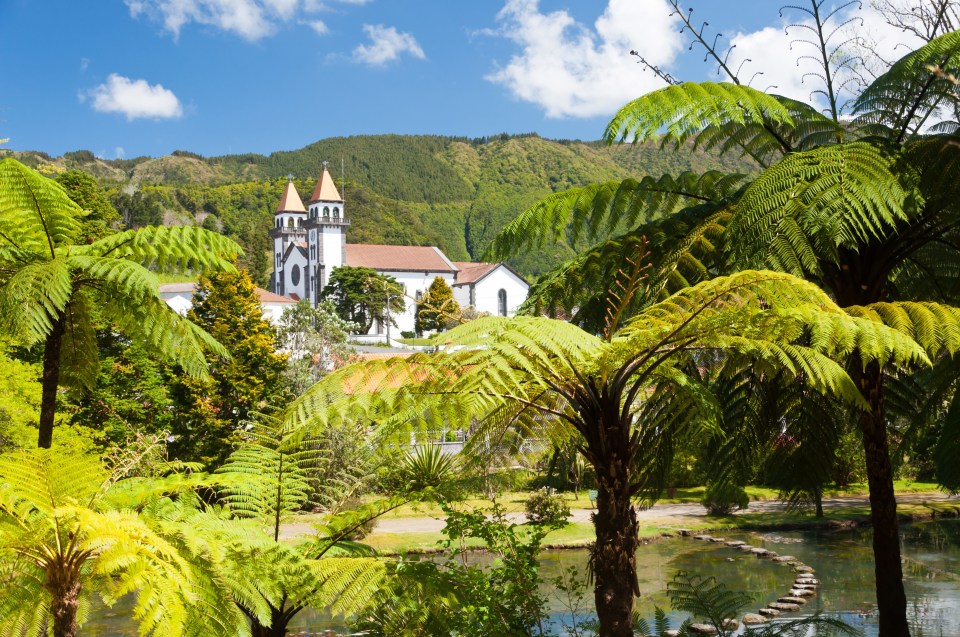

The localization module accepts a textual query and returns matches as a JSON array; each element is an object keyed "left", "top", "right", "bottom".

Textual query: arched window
[
  {"left": 333, "top": 207, "right": 340, "bottom": 219},
  {"left": 323, "top": 206, "right": 330, "bottom": 217},
  {"left": 498, "top": 289, "right": 507, "bottom": 316},
  {"left": 291, "top": 264, "right": 301, "bottom": 286},
  {"left": 287, "top": 217, "right": 294, "bottom": 227}
]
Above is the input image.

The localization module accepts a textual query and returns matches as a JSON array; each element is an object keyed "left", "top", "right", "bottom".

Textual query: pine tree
[
  {"left": 416, "top": 276, "right": 460, "bottom": 334},
  {"left": 170, "top": 270, "right": 288, "bottom": 466}
]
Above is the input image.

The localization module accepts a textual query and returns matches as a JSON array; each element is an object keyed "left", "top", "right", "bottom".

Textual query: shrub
[
  {"left": 525, "top": 487, "right": 571, "bottom": 526},
  {"left": 400, "top": 330, "right": 416, "bottom": 339},
  {"left": 701, "top": 481, "right": 749, "bottom": 516}
]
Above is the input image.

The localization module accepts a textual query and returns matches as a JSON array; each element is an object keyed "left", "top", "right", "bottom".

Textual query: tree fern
[{"left": 0, "top": 158, "right": 242, "bottom": 448}]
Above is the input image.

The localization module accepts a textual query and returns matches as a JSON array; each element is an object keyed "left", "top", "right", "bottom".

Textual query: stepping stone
[
  {"left": 766, "top": 551, "right": 779, "bottom": 558},
  {"left": 778, "top": 596, "right": 807, "bottom": 605},
  {"left": 693, "top": 534, "right": 712, "bottom": 541},
  {"left": 664, "top": 631, "right": 680, "bottom": 637},
  {"left": 768, "top": 602, "right": 801, "bottom": 612},
  {"left": 721, "top": 619, "right": 739, "bottom": 630},
  {"left": 789, "top": 588, "right": 816, "bottom": 597},
  {"left": 709, "top": 537, "right": 726, "bottom": 543},
  {"left": 750, "top": 547, "right": 770, "bottom": 556},
  {"left": 773, "top": 555, "right": 797, "bottom": 563},
  {"left": 794, "top": 583, "right": 818, "bottom": 591},
  {"left": 678, "top": 529, "right": 692, "bottom": 536},
  {"left": 758, "top": 608, "right": 781, "bottom": 618},
  {"left": 725, "top": 540, "right": 746, "bottom": 547},
  {"left": 742, "top": 613, "right": 768, "bottom": 625},
  {"left": 795, "top": 578, "right": 820, "bottom": 586},
  {"left": 795, "top": 565, "right": 815, "bottom": 573},
  {"left": 737, "top": 544, "right": 755, "bottom": 551},
  {"left": 689, "top": 624, "right": 718, "bottom": 635}
]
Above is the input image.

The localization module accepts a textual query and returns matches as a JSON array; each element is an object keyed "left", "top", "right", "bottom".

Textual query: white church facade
[{"left": 269, "top": 164, "right": 530, "bottom": 335}]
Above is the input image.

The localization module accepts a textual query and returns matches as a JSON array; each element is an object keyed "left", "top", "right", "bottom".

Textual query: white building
[
  {"left": 159, "top": 282, "right": 296, "bottom": 325},
  {"left": 269, "top": 164, "right": 530, "bottom": 335}
]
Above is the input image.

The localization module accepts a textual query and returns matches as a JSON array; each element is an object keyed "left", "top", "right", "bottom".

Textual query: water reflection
[{"left": 83, "top": 519, "right": 960, "bottom": 636}]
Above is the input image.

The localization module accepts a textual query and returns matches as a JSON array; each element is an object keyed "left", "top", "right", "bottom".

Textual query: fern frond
[
  {"left": 487, "top": 171, "right": 745, "bottom": 261},
  {"left": 603, "top": 82, "right": 795, "bottom": 151},
  {"left": 727, "top": 142, "right": 912, "bottom": 274},
  {"left": 79, "top": 224, "right": 243, "bottom": 274},
  {"left": 854, "top": 30, "right": 960, "bottom": 140},
  {"left": 0, "top": 158, "right": 82, "bottom": 254}
]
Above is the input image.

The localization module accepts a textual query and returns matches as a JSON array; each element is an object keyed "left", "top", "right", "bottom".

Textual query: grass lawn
[
  {"left": 327, "top": 482, "right": 953, "bottom": 554},
  {"left": 395, "top": 337, "right": 434, "bottom": 346}
]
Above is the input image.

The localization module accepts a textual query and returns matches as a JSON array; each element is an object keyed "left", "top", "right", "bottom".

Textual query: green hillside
[{"left": 1, "top": 134, "right": 757, "bottom": 284}]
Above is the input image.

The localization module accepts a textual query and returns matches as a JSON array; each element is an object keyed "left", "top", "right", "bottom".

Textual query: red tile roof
[
  {"left": 310, "top": 167, "right": 343, "bottom": 203},
  {"left": 345, "top": 244, "right": 457, "bottom": 272},
  {"left": 275, "top": 179, "right": 306, "bottom": 213},
  {"left": 452, "top": 262, "right": 498, "bottom": 285},
  {"left": 256, "top": 288, "right": 297, "bottom": 304}
]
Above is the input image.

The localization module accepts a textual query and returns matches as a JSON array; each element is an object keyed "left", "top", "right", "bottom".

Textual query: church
[{"left": 269, "top": 163, "right": 529, "bottom": 336}]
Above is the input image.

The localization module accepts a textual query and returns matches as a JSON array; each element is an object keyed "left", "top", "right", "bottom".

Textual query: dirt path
[{"left": 279, "top": 492, "right": 958, "bottom": 540}]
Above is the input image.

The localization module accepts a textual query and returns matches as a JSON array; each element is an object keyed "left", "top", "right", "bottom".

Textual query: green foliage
[
  {"left": 170, "top": 270, "right": 287, "bottom": 466},
  {"left": 54, "top": 169, "right": 120, "bottom": 240},
  {"left": 416, "top": 276, "right": 460, "bottom": 334},
  {"left": 321, "top": 266, "right": 405, "bottom": 333},
  {"left": 700, "top": 481, "right": 749, "bottom": 516},
  {"left": 0, "top": 158, "right": 241, "bottom": 447},
  {"left": 277, "top": 299, "right": 358, "bottom": 396},
  {"left": 353, "top": 502, "right": 557, "bottom": 637},
  {"left": 524, "top": 487, "right": 571, "bottom": 526},
  {"left": 0, "top": 449, "right": 238, "bottom": 637}
]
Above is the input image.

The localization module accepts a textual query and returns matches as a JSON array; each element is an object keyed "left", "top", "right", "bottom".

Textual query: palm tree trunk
[
  {"left": 858, "top": 361, "right": 911, "bottom": 637},
  {"left": 250, "top": 603, "right": 293, "bottom": 637},
  {"left": 591, "top": 456, "right": 639, "bottom": 637},
  {"left": 38, "top": 313, "right": 66, "bottom": 449},
  {"left": 47, "top": 572, "right": 80, "bottom": 637}
]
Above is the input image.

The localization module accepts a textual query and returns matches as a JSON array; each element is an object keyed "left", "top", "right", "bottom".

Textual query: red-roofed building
[{"left": 269, "top": 162, "right": 529, "bottom": 337}]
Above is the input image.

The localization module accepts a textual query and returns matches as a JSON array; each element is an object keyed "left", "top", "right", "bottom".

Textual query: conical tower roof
[
  {"left": 275, "top": 178, "right": 306, "bottom": 214},
  {"left": 310, "top": 164, "right": 342, "bottom": 203}
]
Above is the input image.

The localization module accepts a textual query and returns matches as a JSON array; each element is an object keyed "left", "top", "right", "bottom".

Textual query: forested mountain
[{"left": 1, "top": 134, "right": 755, "bottom": 284}]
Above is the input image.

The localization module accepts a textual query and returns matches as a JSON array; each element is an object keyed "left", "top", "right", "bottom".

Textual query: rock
[
  {"left": 663, "top": 631, "right": 681, "bottom": 637},
  {"left": 750, "top": 547, "right": 770, "bottom": 556},
  {"left": 794, "top": 583, "right": 818, "bottom": 591},
  {"left": 794, "top": 565, "right": 815, "bottom": 573},
  {"left": 709, "top": 537, "right": 726, "bottom": 543},
  {"left": 758, "top": 608, "right": 781, "bottom": 617},
  {"left": 678, "top": 529, "right": 692, "bottom": 536},
  {"left": 688, "top": 623, "right": 718, "bottom": 635},
  {"left": 742, "top": 613, "right": 768, "bottom": 625},
  {"left": 773, "top": 555, "right": 797, "bottom": 563},
  {"left": 738, "top": 544, "right": 755, "bottom": 551},
  {"left": 726, "top": 557, "right": 735, "bottom": 562},
  {"left": 795, "top": 578, "right": 820, "bottom": 586},
  {"left": 790, "top": 588, "right": 816, "bottom": 597},
  {"left": 778, "top": 596, "right": 807, "bottom": 605},
  {"left": 661, "top": 531, "right": 675, "bottom": 538},
  {"left": 766, "top": 551, "right": 779, "bottom": 558},
  {"left": 721, "top": 619, "right": 739, "bottom": 630},
  {"left": 693, "top": 534, "right": 712, "bottom": 541},
  {"left": 768, "top": 602, "right": 801, "bottom": 612},
  {"left": 725, "top": 540, "right": 746, "bottom": 547}
]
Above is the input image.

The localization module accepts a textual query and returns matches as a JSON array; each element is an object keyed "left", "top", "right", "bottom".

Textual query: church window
[
  {"left": 287, "top": 217, "right": 294, "bottom": 228},
  {"left": 323, "top": 207, "right": 330, "bottom": 217},
  {"left": 498, "top": 289, "right": 507, "bottom": 316},
  {"left": 333, "top": 207, "right": 340, "bottom": 218},
  {"left": 291, "top": 265, "right": 301, "bottom": 286}
]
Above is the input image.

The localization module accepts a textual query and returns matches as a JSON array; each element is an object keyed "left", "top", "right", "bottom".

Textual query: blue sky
[{"left": 0, "top": 0, "right": 920, "bottom": 159}]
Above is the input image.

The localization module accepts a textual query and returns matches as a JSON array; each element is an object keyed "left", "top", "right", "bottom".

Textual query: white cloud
[
  {"left": 725, "top": 4, "right": 925, "bottom": 114},
  {"left": 353, "top": 24, "right": 425, "bottom": 66},
  {"left": 486, "top": 0, "right": 683, "bottom": 119},
  {"left": 115, "top": 147, "right": 126, "bottom": 159},
  {"left": 304, "top": 19, "right": 328, "bottom": 35},
  {"left": 125, "top": 0, "right": 334, "bottom": 41},
  {"left": 80, "top": 57, "right": 90, "bottom": 72},
  {"left": 84, "top": 74, "right": 183, "bottom": 121}
]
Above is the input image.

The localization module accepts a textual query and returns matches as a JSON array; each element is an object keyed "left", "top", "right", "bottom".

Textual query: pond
[{"left": 83, "top": 518, "right": 960, "bottom": 636}]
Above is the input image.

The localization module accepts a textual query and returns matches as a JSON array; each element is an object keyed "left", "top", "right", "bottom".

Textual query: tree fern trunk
[
  {"left": 858, "top": 361, "right": 911, "bottom": 637},
  {"left": 47, "top": 572, "right": 80, "bottom": 637},
  {"left": 38, "top": 314, "right": 66, "bottom": 449},
  {"left": 591, "top": 455, "right": 639, "bottom": 637},
  {"left": 250, "top": 607, "right": 290, "bottom": 637}
]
